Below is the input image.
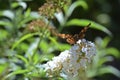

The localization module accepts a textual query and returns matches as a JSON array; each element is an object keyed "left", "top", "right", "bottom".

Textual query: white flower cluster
[{"left": 44, "top": 39, "right": 96, "bottom": 78}]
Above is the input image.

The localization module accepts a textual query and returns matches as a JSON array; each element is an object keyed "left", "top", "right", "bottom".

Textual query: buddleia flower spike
[{"left": 43, "top": 38, "right": 96, "bottom": 79}]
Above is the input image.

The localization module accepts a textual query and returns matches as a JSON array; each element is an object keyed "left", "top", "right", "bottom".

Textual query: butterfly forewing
[{"left": 78, "top": 23, "right": 91, "bottom": 39}]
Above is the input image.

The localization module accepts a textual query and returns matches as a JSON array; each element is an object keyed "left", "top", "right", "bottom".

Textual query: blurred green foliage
[
  {"left": 0, "top": 0, "right": 120, "bottom": 80},
  {"left": 87, "top": 37, "right": 120, "bottom": 79}
]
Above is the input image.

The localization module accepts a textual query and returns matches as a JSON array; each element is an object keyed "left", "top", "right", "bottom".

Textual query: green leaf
[
  {"left": 106, "top": 47, "right": 120, "bottom": 58},
  {"left": 0, "top": 21, "right": 12, "bottom": 27},
  {"left": 48, "top": 37, "right": 58, "bottom": 46},
  {"left": 0, "top": 29, "right": 9, "bottom": 41},
  {"left": 18, "top": 42, "right": 29, "bottom": 52},
  {"left": 24, "top": 8, "right": 31, "bottom": 18},
  {"left": 66, "top": 19, "right": 112, "bottom": 36},
  {"left": 87, "top": 66, "right": 120, "bottom": 78},
  {"left": 55, "top": 12, "right": 65, "bottom": 26},
  {"left": 101, "top": 37, "right": 111, "bottom": 48},
  {"left": 11, "top": 2, "right": 20, "bottom": 8},
  {"left": 48, "top": 37, "right": 70, "bottom": 51},
  {"left": 39, "top": 54, "right": 54, "bottom": 62},
  {"left": 26, "top": 68, "right": 46, "bottom": 78},
  {"left": 15, "top": 54, "right": 29, "bottom": 65},
  {"left": 0, "top": 10, "right": 14, "bottom": 19},
  {"left": 98, "top": 56, "right": 113, "bottom": 66},
  {"left": 39, "top": 40, "right": 50, "bottom": 53},
  {"left": 0, "top": 63, "right": 8, "bottom": 73},
  {"left": 17, "top": 8, "right": 34, "bottom": 28},
  {"left": 5, "top": 69, "right": 29, "bottom": 79},
  {"left": 99, "top": 66, "right": 120, "bottom": 78},
  {"left": 0, "top": 21, "right": 13, "bottom": 32},
  {"left": 66, "top": 0, "right": 88, "bottom": 17},
  {"left": 87, "top": 67, "right": 97, "bottom": 78},
  {"left": 18, "top": 17, "right": 34, "bottom": 28},
  {"left": 26, "top": 38, "right": 40, "bottom": 62},
  {"left": 12, "top": 32, "right": 39, "bottom": 50},
  {"left": 11, "top": 2, "right": 27, "bottom": 9}
]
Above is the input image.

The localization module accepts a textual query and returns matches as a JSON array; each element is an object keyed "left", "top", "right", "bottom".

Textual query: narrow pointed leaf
[
  {"left": 12, "top": 32, "right": 39, "bottom": 49},
  {"left": 99, "top": 66, "right": 120, "bottom": 78},
  {"left": 66, "top": 19, "right": 112, "bottom": 36},
  {"left": 66, "top": 1, "right": 88, "bottom": 17}
]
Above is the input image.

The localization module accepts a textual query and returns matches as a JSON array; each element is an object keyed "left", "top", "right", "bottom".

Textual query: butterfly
[{"left": 58, "top": 23, "right": 91, "bottom": 44}]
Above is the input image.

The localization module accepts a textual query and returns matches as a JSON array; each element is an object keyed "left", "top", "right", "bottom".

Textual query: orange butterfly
[{"left": 58, "top": 23, "right": 91, "bottom": 44}]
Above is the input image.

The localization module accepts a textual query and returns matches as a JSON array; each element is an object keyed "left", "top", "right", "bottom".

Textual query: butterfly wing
[
  {"left": 78, "top": 23, "right": 91, "bottom": 39},
  {"left": 57, "top": 23, "right": 91, "bottom": 44}
]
